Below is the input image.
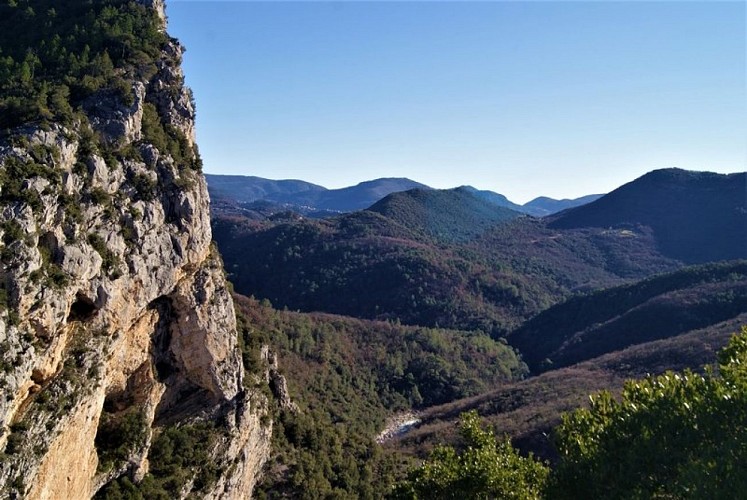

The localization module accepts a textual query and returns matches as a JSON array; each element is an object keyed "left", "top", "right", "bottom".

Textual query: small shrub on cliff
[
  {"left": 58, "top": 192, "right": 83, "bottom": 223},
  {"left": 140, "top": 103, "right": 168, "bottom": 154},
  {"left": 0, "top": 156, "right": 59, "bottom": 211},
  {"left": 87, "top": 233, "right": 121, "bottom": 278},
  {"left": 95, "top": 409, "right": 147, "bottom": 473},
  {"left": 4, "top": 421, "right": 30, "bottom": 455},
  {"left": 0, "top": 285, "right": 8, "bottom": 312},
  {"left": 131, "top": 173, "right": 157, "bottom": 202},
  {"left": 1, "top": 220, "right": 24, "bottom": 246},
  {"left": 88, "top": 187, "right": 112, "bottom": 206}
]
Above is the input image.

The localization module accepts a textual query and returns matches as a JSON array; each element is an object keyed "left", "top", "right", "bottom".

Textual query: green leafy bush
[
  {"left": 391, "top": 410, "right": 549, "bottom": 499},
  {"left": 550, "top": 326, "right": 747, "bottom": 499}
]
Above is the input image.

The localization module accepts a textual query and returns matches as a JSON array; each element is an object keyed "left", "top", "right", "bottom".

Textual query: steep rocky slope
[{"left": 0, "top": 1, "right": 269, "bottom": 498}]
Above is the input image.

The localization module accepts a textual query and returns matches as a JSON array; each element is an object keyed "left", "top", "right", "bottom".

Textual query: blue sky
[{"left": 167, "top": 1, "right": 745, "bottom": 203}]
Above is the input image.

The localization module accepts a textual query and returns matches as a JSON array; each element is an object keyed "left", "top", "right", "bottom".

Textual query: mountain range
[
  {"left": 214, "top": 167, "right": 745, "bottom": 337},
  {"left": 211, "top": 167, "right": 745, "bottom": 341},
  {"left": 205, "top": 173, "right": 603, "bottom": 217}
]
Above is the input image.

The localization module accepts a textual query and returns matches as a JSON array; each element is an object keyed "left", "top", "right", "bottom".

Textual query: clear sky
[{"left": 166, "top": 1, "right": 746, "bottom": 204}]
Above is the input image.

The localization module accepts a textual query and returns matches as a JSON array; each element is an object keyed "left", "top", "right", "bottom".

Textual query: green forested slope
[
  {"left": 367, "top": 187, "right": 522, "bottom": 243},
  {"left": 232, "top": 294, "right": 526, "bottom": 497},
  {"left": 213, "top": 199, "right": 680, "bottom": 337},
  {"left": 392, "top": 315, "right": 746, "bottom": 465}
]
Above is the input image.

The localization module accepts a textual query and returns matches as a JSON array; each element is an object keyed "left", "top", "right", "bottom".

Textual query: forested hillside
[
  {"left": 392, "top": 314, "right": 746, "bottom": 463},
  {"left": 231, "top": 294, "right": 526, "bottom": 497},
  {"left": 367, "top": 187, "right": 522, "bottom": 243},
  {"left": 550, "top": 169, "right": 747, "bottom": 263},
  {"left": 213, "top": 190, "right": 681, "bottom": 337},
  {"left": 0, "top": 0, "right": 168, "bottom": 130},
  {"left": 510, "top": 260, "right": 747, "bottom": 371}
]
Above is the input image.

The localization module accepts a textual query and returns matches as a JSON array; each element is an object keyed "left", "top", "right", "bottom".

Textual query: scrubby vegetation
[
  {"left": 95, "top": 409, "right": 147, "bottom": 473},
  {"left": 96, "top": 422, "right": 220, "bottom": 499},
  {"left": 0, "top": 154, "right": 60, "bottom": 211}
]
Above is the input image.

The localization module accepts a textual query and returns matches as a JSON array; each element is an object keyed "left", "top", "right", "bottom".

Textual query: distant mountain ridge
[
  {"left": 206, "top": 174, "right": 325, "bottom": 204},
  {"left": 205, "top": 174, "right": 602, "bottom": 216},
  {"left": 297, "top": 178, "right": 432, "bottom": 212},
  {"left": 205, "top": 174, "right": 429, "bottom": 214},
  {"left": 457, "top": 186, "right": 525, "bottom": 212},
  {"left": 524, "top": 194, "right": 604, "bottom": 216}
]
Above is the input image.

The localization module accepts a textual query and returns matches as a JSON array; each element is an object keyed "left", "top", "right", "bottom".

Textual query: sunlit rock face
[{"left": 0, "top": 2, "right": 270, "bottom": 498}]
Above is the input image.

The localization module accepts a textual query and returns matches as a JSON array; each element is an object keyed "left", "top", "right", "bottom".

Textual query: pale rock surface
[
  {"left": 84, "top": 82, "right": 146, "bottom": 146},
  {"left": 0, "top": 2, "right": 271, "bottom": 498}
]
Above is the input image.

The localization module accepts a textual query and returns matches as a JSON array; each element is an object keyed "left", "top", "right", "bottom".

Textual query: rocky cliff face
[{"left": 0, "top": 1, "right": 270, "bottom": 498}]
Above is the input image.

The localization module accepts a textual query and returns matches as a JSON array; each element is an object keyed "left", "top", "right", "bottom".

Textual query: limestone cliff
[{"left": 0, "top": 1, "right": 270, "bottom": 498}]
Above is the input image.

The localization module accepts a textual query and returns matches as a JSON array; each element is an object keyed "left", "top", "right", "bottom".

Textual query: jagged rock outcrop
[
  {"left": 0, "top": 1, "right": 270, "bottom": 498},
  {"left": 261, "top": 346, "right": 298, "bottom": 413}
]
